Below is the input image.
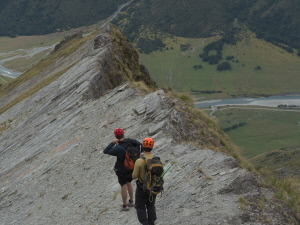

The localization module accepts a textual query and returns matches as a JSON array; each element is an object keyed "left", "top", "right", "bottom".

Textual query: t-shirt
[{"left": 132, "top": 153, "right": 154, "bottom": 182}]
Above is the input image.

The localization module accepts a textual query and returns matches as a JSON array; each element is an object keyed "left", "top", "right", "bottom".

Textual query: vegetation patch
[
  {"left": 166, "top": 90, "right": 253, "bottom": 170},
  {"left": 214, "top": 107, "right": 300, "bottom": 159},
  {"left": 259, "top": 169, "right": 300, "bottom": 219},
  {"left": 139, "top": 30, "right": 300, "bottom": 99}
]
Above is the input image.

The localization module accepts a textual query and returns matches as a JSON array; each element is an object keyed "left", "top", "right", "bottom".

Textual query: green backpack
[{"left": 142, "top": 156, "right": 164, "bottom": 197}]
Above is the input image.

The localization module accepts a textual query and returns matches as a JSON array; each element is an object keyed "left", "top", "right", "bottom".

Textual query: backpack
[
  {"left": 121, "top": 140, "right": 141, "bottom": 170},
  {"left": 142, "top": 156, "right": 164, "bottom": 196}
]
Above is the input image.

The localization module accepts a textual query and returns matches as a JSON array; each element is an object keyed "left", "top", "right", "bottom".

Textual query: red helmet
[
  {"left": 114, "top": 128, "right": 124, "bottom": 137},
  {"left": 142, "top": 138, "right": 154, "bottom": 148}
]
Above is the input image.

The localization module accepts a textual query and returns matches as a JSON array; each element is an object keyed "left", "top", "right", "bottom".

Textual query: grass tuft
[{"left": 259, "top": 168, "right": 300, "bottom": 218}]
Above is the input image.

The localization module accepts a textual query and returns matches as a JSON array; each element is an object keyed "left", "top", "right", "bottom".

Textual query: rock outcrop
[{"left": 0, "top": 24, "right": 298, "bottom": 225}]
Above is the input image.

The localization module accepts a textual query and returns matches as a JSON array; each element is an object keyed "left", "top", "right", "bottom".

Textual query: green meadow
[
  {"left": 212, "top": 106, "right": 300, "bottom": 161},
  {"left": 139, "top": 30, "right": 300, "bottom": 99}
]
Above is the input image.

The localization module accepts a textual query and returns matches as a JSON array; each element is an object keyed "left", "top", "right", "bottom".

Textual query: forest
[
  {"left": 0, "top": 0, "right": 127, "bottom": 37},
  {"left": 0, "top": 0, "right": 299, "bottom": 52}
]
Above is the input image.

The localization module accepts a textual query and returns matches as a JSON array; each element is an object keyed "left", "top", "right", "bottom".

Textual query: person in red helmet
[
  {"left": 132, "top": 138, "right": 157, "bottom": 225},
  {"left": 104, "top": 128, "right": 142, "bottom": 211}
]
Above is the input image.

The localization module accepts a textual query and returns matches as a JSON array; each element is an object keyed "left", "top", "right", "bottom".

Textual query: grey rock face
[{"left": 0, "top": 25, "right": 298, "bottom": 225}]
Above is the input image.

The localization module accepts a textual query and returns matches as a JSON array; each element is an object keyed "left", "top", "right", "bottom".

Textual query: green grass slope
[
  {"left": 250, "top": 147, "right": 300, "bottom": 174},
  {"left": 139, "top": 30, "right": 300, "bottom": 98},
  {"left": 213, "top": 107, "right": 300, "bottom": 159}
]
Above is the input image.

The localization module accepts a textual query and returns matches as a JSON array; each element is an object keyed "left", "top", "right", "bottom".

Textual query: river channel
[{"left": 195, "top": 96, "right": 300, "bottom": 108}]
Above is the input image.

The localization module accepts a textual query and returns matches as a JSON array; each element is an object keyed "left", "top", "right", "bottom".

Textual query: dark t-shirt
[{"left": 103, "top": 138, "right": 142, "bottom": 173}]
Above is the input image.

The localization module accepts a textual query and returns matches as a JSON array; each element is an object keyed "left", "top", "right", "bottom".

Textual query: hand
[{"left": 113, "top": 139, "right": 119, "bottom": 144}]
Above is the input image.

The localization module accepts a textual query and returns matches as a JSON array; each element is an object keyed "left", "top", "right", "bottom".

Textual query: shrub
[
  {"left": 217, "top": 62, "right": 231, "bottom": 71},
  {"left": 255, "top": 66, "right": 261, "bottom": 70},
  {"left": 193, "top": 65, "right": 202, "bottom": 70},
  {"left": 136, "top": 38, "right": 166, "bottom": 54},
  {"left": 226, "top": 56, "right": 234, "bottom": 60}
]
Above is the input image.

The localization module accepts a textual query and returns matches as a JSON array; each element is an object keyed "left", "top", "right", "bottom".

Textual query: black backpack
[
  {"left": 120, "top": 139, "right": 141, "bottom": 170},
  {"left": 142, "top": 156, "right": 164, "bottom": 196}
]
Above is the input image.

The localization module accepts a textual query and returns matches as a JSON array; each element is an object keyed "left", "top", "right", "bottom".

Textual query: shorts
[{"left": 115, "top": 171, "right": 133, "bottom": 186}]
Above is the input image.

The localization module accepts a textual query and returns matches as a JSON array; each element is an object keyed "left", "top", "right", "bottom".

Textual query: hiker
[
  {"left": 132, "top": 137, "right": 161, "bottom": 225},
  {"left": 103, "top": 128, "right": 142, "bottom": 211}
]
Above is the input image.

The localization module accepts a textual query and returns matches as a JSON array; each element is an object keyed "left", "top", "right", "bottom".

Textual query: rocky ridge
[{"left": 0, "top": 24, "right": 298, "bottom": 225}]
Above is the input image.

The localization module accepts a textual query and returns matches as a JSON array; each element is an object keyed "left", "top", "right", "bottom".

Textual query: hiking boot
[
  {"left": 120, "top": 205, "right": 130, "bottom": 211},
  {"left": 127, "top": 200, "right": 135, "bottom": 207}
]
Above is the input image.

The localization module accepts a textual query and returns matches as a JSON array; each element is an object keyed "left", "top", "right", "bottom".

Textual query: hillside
[
  {"left": 0, "top": 24, "right": 299, "bottom": 224},
  {"left": 138, "top": 29, "right": 300, "bottom": 98},
  {"left": 246, "top": 0, "right": 300, "bottom": 49},
  {"left": 1, "top": 0, "right": 299, "bottom": 51},
  {"left": 0, "top": 0, "right": 128, "bottom": 37},
  {"left": 112, "top": 0, "right": 300, "bottom": 50}
]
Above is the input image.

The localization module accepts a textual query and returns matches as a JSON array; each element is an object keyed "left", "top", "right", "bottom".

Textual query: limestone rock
[{"left": 0, "top": 24, "right": 298, "bottom": 225}]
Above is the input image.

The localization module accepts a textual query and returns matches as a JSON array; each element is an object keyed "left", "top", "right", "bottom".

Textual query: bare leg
[
  {"left": 126, "top": 182, "right": 134, "bottom": 202},
  {"left": 121, "top": 184, "right": 128, "bottom": 205}
]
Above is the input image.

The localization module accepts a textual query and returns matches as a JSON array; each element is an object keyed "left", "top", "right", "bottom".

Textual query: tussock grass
[
  {"left": 166, "top": 89, "right": 254, "bottom": 170},
  {"left": 259, "top": 168, "right": 300, "bottom": 218},
  {"left": 238, "top": 196, "right": 252, "bottom": 210},
  {"left": 130, "top": 81, "right": 156, "bottom": 94}
]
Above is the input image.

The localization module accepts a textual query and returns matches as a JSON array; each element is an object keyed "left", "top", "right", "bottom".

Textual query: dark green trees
[{"left": 217, "top": 62, "right": 231, "bottom": 71}]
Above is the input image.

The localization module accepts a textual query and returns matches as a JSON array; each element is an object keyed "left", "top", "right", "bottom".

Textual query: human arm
[
  {"left": 103, "top": 142, "right": 115, "bottom": 154},
  {"left": 132, "top": 158, "right": 143, "bottom": 180},
  {"left": 103, "top": 143, "right": 124, "bottom": 156}
]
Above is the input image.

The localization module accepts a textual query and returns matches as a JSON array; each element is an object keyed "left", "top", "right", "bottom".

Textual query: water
[
  {"left": 0, "top": 66, "right": 20, "bottom": 78},
  {"left": 195, "top": 96, "right": 300, "bottom": 108}
]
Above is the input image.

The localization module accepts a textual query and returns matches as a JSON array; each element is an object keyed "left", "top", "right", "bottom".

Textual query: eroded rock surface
[{"left": 0, "top": 25, "right": 298, "bottom": 225}]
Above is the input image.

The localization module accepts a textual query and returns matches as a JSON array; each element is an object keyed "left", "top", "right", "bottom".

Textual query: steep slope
[
  {"left": 246, "top": 0, "right": 300, "bottom": 49},
  {"left": 0, "top": 24, "right": 298, "bottom": 224},
  {"left": 1, "top": 0, "right": 299, "bottom": 50},
  {"left": 113, "top": 0, "right": 300, "bottom": 49},
  {"left": 0, "top": 0, "right": 128, "bottom": 36}
]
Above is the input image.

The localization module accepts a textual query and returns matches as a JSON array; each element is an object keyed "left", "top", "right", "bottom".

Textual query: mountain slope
[
  {"left": 112, "top": 0, "right": 300, "bottom": 49},
  {"left": 246, "top": 0, "right": 300, "bottom": 49},
  {"left": 1, "top": 0, "right": 299, "bottom": 50},
  {"left": 0, "top": 24, "right": 299, "bottom": 224},
  {"left": 0, "top": 0, "right": 128, "bottom": 37}
]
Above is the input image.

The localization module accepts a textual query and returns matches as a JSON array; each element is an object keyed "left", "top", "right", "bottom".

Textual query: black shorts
[{"left": 115, "top": 171, "right": 133, "bottom": 186}]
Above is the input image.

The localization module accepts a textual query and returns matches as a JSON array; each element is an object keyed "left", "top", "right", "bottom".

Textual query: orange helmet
[{"left": 142, "top": 138, "right": 154, "bottom": 148}]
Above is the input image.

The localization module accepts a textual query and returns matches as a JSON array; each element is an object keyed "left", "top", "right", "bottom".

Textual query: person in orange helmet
[{"left": 132, "top": 137, "right": 157, "bottom": 225}]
